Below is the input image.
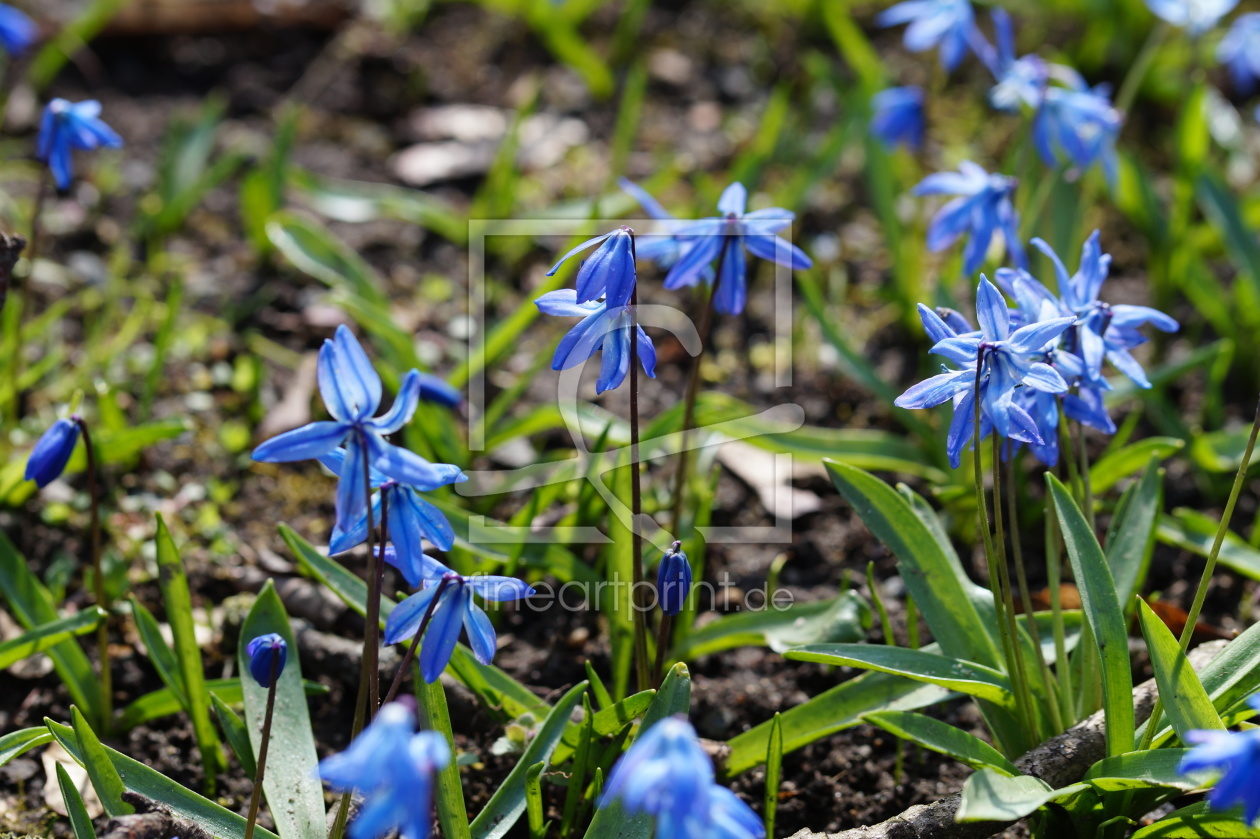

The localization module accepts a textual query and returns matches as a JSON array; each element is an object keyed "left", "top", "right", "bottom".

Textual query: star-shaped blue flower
[
  {"left": 980, "top": 9, "right": 1049, "bottom": 113},
  {"left": 1219, "top": 13, "right": 1260, "bottom": 95},
  {"left": 25, "top": 417, "right": 80, "bottom": 488},
  {"left": 870, "top": 87, "right": 926, "bottom": 152},
  {"left": 914, "top": 161, "right": 1025, "bottom": 276},
  {"left": 37, "top": 99, "right": 123, "bottom": 191},
  {"left": 384, "top": 570, "right": 535, "bottom": 683},
  {"left": 1180, "top": 694, "right": 1260, "bottom": 825},
  {"left": 878, "top": 0, "right": 980, "bottom": 72},
  {"left": 252, "top": 325, "right": 461, "bottom": 535},
  {"left": 320, "top": 702, "right": 451, "bottom": 839},
  {"left": 663, "top": 183, "right": 812, "bottom": 316},
  {"left": 1146, "top": 0, "right": 1238, "bottom": 35},
  {"left": 535, "top": 289, "right": 656, "bottom": 394},
  {"left": 1033, "top": 71, "right": 1123, "bottom": 186}
]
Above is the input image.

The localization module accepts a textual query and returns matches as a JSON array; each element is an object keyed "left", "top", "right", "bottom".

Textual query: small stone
[{"left": 566, "top": 626, "right": 590, "bottom": 649}]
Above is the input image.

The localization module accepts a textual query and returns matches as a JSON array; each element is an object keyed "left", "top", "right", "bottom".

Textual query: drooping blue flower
[
  {"left": 878, "top": 0, "right": 981, "bottom": 72},
  {"left": 25, "top": 417, "right": 80, "bottom": 488},
  {"left": 1219, "top": 13, "right": 1260, "bottom": 95},
  {"left": 37, "top": 99, "right": 123, "bottom": 191},
  {"left": 548, "top": 226, "right": 638, "bottom": 307},
  {"left": 384, "top": 571, "right": 535, "bottom": 683},
  {"left": 980, "top": 9, "right": 1049, "bottom": 112},
  {"left": 914, "top": 161, "right": 1025, "bottom": 276},
  {"left": 0, "top": 5, "right": 37, "bottom": 55},
  {"left": 657, "top": 541, "right": 692, "bottom": 617},
  {"left": 416, "top": 372, "right": 463, "bottom": 409},
  {"left": 896, "top": 279, "right": 1075, "bottom": 467},
  {"left": 535, "top": 289, "right": 656, "bottom": 394},
  {"left": 602, "top": 716, "right": 764, "bottom": 839},
  {"left": 320, "top": 702, "right": 451, "bottom": 839},
  {"left": 1033, "top": 70, "right": 1123, "bottom": 186},
  {"left": 1180, "top": 694, "right": 1260, "bottom": 824},
  {"left": 1146, "top": 0, "right": 1238, "bottom": 35},
  {"left": 663, "top": 183, "right": 812, "bottom": 316},
  {"left": 245, "top": 633, "right": 288, "bottom": 688},
  {"left": 317, "top": 447, "right": 464, "bottom": 577},
  {"left": 870, "top": 87, "right": 925, "bottom": 152},
  {"left": 252, "top": 325, "right": 460, "bottom": 534}
]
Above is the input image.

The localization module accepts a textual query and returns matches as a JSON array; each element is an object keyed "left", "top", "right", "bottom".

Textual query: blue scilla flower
[
  {"left": 914, "top": 161, "right": 1026, "bottom": 276},
  {"left": 252, "top": 325, "right": 459, "bottom": 533},
  {"left": 245, "top": 633, "right": 287, "bottom": 688},
  {"left": 320, "top": 702, "right": 451, "bottom": 839},
  {"left": 1180, "top": 694, "right": 1260, "bottom": 824},
  {"left": 980, "top": 9, "right": 1049, "bottom": 112},
  {"left": 870, "top": 87, "right": 925, "bottom": 152},
  {"left": 1033, "top": 72, "right": 1123, "bottom": 186},
  {"left": 535, "top": 289, "right": 657, "bottom": 394},
  {"left": 663, "top": 183, "right": 812, "bottom": 316},
  {"left": 618, "top": 179, "right": 713, "bottom": 282},
  {"left": 896, "top": 280, "right": 1075, "bottom": 467},
  {"left": 1146, "top": 0, "right": 1238, "bottom": 35},
  {"left": 657, "top": 541, "right": 692, "bottom": 617},
  {"left": 548, "top": 226, "right": 637, "bottom": 307},
  {"left": 878, "top": 0, "right": 980, "bottom": 72},
  {"left": 0, "top": 5, "right": 36, "bottom": 55},
  {"left": 317, "top": 447, "right": 464, "bottom": 577},
  {"left": 25, "top": 417, "right": 80, "bottom": 488},
  {"left": 602, "top": 716, "right": 764, "bottom": 839},
  {"left": 384, "top": 571, "right": 535, "bottom": 683},
  {"left": 37, "top": 99, "right": 123, "bottom": 192},
  {"left": 416, "top": 372, "right": 462, "bottom": 409},
  {"left": 1219, "top": 13, "right": 1260, "bottom": 95}
]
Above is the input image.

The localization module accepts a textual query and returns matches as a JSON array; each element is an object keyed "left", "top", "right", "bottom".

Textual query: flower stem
[
  {"left": 7, "top": 168, "right": 46, "bottom": 424},
  {"left": 652, "top": 612, "right": 673, "bottom": 689},
  {"left": 1140, "top": 394, "right": 1260, "bottom": 750},
  {"left": 628, "top": 282, "right": 650, "bottom": 694},
  {"left": 243, "top": 655, "right": 279, "bottom": 839},
  {"left": 1115, "top": 22, "right": 1169, "bottom": 117},
  {"left": 74, "top": 417, "right": 111, "bottom": 734},
  {"left": 1074, "top": 420, "right": 1097, "bottom": 534},
  {"left": 383, "top": 576, "right": 453, "bottom": 705},
  {"left": 360, "top": 437, "right": 382, "bottom": 718}
]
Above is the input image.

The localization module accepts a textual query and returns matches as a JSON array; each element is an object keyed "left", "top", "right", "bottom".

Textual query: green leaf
[
  {"left": 1089, "top": 438, "right": 1183, "bottom": 495},
  {"left": 826, "top": 462, "right": 1001, "bottom": 669},
  {"left": 418, "top": 677, "right": 472, "bottom": 839},
  {"left": 1197, "top": 172, "right": 1260, "bottom": 303},
  {"left": 675, "top": 592, "right": 870, "bottom": 659},
  {"left": 56, "top": 761, "right": 98, "bottom": 839},
  {"left": 471, "top": 681, "right": 587, "bottom": 839},
  {"left": 1137, "top": 598, "right": 1224, "bottom": 743},
  {"left": 785, "top": 645, "right": 1015, "bottom": 708},
  {"left": 68, "top": 707, "right": 132, "bottom": 817},
  {"left": 238, "top": 580, "right": 324, "bottom": 839},
  {"left": 1158, "top": 509, "right": 1260, "bottom": 580},
  {"left": 765, "top": 713, "right": 783, "bottom": 839},
  {"left": 266, "top": 211, "right": 388, "bottom": 306},
  {"left": 722, "top": 665, "right": 951, "bottom": 777},
  {"left": 1132, "top": 802, "right": 1260, "bottom": 838},
  {"left": 0, "top": 728, "right": 54, "bottom": 768},
  {"left": 583, "top": 664, "right": 691, "bottom": 839},
  {"left": 28, "top": 0, "right": 129, "bottom": 90},
  {"left": 1084, "top": 749, "right": 1208, "bottom": 792},
  {"left": 292, "top": 168, "right": 467, "bottom": 245},
  {"left": 603, "top": 457, "right": 637, "bottom": 700},
  {"left": 155, "top": 515, "right": 221, "bottom": 790},
  {"left": 0, "top": 607, "right": 105, "bottom": 669},
  {"left": 1048, "top": 474, "right": 1134, "bottom": 756},
  {"left": 210, "top": 693, "right": 256, "bottom": 777},
  {"left": 118, "top": 678, "right": 327, "bottom": 731},
  {"left": 862, "top": 710, "right": 1019, "bottom": 776},
  {"left": 46, "top": 719, "right": 277, "bottom": 839},
  {"left": 1105, "top": 458, "right": 1162, "bottom": 613},
  {"left": 0, "top": 531, "right": 101, "bottom": 714},
  {"left": 956, "top": 769, "right": 1085, "bottom": 822},
  {"left": 129, "top": 597, "right": 187, "bottom": 709}
]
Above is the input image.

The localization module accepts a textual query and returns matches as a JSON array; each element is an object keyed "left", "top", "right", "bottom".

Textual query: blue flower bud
[
  {"left": 25, "top": 418, "right": 80, "bottom": 488},
  {"left": 416, "top": 372, "right": 463, "bottom": 409},
  {"left": 245, "top": 633, "right": 287, "bottom": 688},
  {"left": 657, "top": 541, "right": 692, "bottom": 617},
  {"left": 0, "top": 5, "right": 37, "bottom": 56}
]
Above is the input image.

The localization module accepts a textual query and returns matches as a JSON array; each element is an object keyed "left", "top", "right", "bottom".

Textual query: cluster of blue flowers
[
  {"left": 320, "top": 701, "right": 451, "bottom": 839},
  {"left": 896, "top": 231, "right": 1177, "bottom": 468},
  {"left": 602, "top": 716, "right": 764, "bottom": 839}
]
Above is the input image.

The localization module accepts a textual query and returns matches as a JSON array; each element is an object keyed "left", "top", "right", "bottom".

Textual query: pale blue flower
[
  {"left": 878, "top": 0, "right": 981, "bottom": 71},
  {"left": 536, "top": 290, "right": 656, "bottom": 393},
  {"left": 870, "top": 87, "right": 925, "bottom": 151},
  {"left": 1219, "top": 13, "right": 1260, "bottom": 95},
  {"left": 914, "top": 161, "right": 1025, "bottom": 275},
  {"left": 1146, "top": 0, "right": 1238, "bottom": 35},
  {"left": 37, "top": 99, "right": 122, "bottom": 191}
]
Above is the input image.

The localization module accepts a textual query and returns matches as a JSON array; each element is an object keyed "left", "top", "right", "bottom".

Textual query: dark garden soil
[{"left": 0, "top": 2, "right": 1255, "bottom": 837}]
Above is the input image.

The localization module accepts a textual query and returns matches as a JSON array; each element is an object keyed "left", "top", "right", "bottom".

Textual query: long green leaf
[
  {"left": 0, "top": 607, "right": 105, "bottom": 669},
  {"left": 1105, "top": 458, "right": 1162, "bottom": 613},
  {"left": 238, "top": 580, "right": 325, "bottom": 839},
  {"left": 956, "top": 769, "right": 1085, "bottom": 822},
  {"left": 210, "top": 693, "right": 256, "bottom": 777},
  {"left": 1089, "top": 438, "right": 1182, "bottom": 495},
  {"left": 1132, "top": 802, "right": 1260, "bottom": 838},
  {"left": 129, "top": 597, "right": 187, "bottom": 709},
  {"left": 1084, "top": 749, "right": 1208, "bottom": 792},
  {"left": 0, "top": 531, "right": 101, "bottom": 713},
  {"left": 471, "top": 682, "right": 588, "bottom": 839},
  {"left": 0, "top": 728, "right": 53, "bottom": 768},
  {"left": 45, "top": 719, "right": 278, "bottom": 839},
  {"left": 1158, "top": 510, "right": 1260, "bottom": 580},
  {"left": 67, "top": 707, "right": 132, "bottom": 817},
  {"left": 862, "top": 710, "right": 1019, "bottom": 776},
  {"left": 118, "top": 678, "right": 327, "bottom": 730},
  {"left": 155, "top": 516, "right": 221, "bottom": 790},
  {"left": 785, "top": 645, "right": 1015, "bottom": 708},
  {"left": 56, "top": 760, "right": 98, "bottom": 839},
  {"left": 418, "top": 676, "right": 472, "bottom": 839},
  {"left": 1048, "top": 475, "right": 1134, "bottom": 756},
  {"left": 674, "top": 592, "right": 870, "bottom": 659},
  {"left": 1137, "top": 598, "right": 1224, "bottom": 743}
]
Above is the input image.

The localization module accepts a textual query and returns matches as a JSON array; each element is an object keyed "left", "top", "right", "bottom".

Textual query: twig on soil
[{"left": 783, "top": 639, "right": 1228, "bottom": 839}]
